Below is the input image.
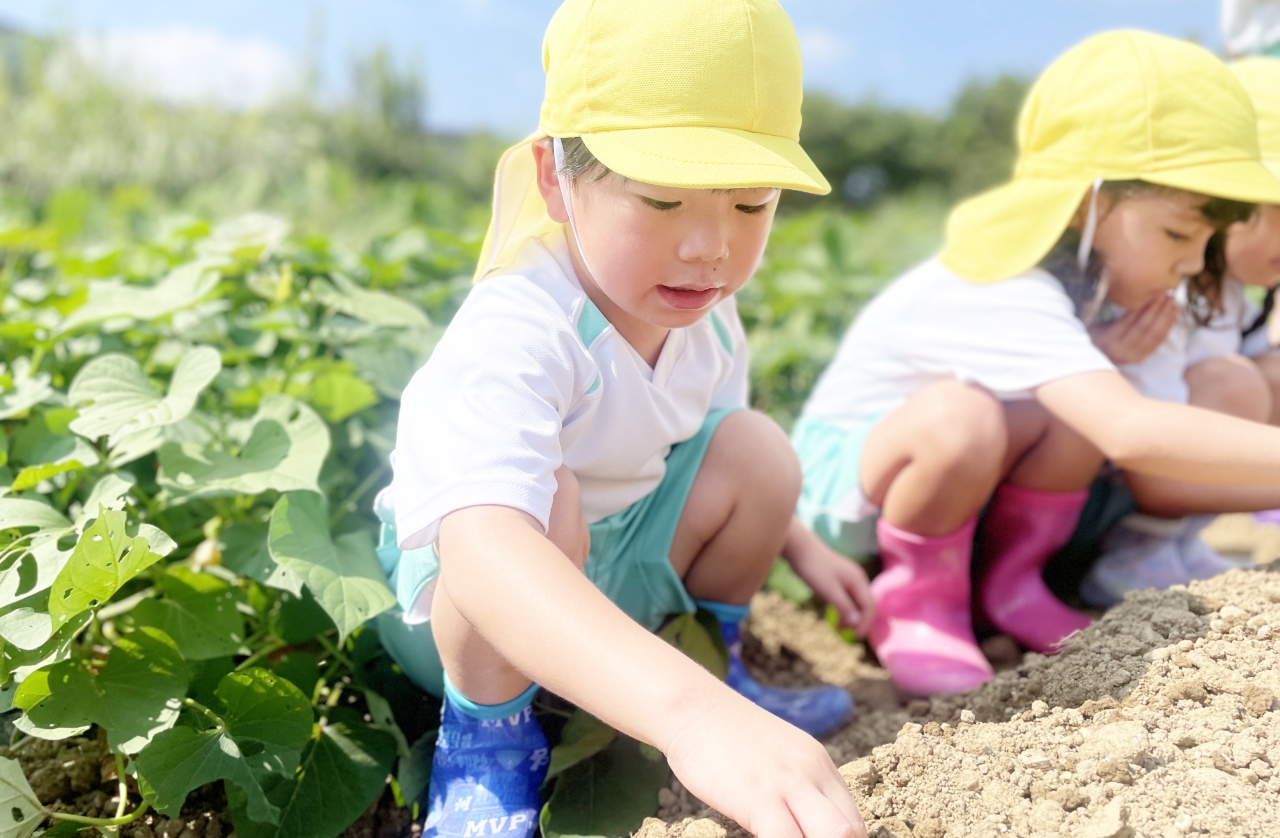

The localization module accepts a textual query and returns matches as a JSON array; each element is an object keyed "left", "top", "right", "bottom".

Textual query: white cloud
[
  {"left": 797, "top": 27, "right": 848, "bottom": 66},
  {"left": 70, "top": 25, "right": 303, "bottom": 109}
]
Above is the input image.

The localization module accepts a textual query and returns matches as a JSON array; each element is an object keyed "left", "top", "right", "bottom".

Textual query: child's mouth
[{"left": 658, "top": 285, "right": 719, "bottom": 310}]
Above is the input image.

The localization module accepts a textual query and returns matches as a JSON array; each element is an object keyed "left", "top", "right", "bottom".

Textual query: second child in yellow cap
[
  {"left": 373, "top": 2, "right": 870, "bottom": 838},
  {"left": 792, "top": 30, "right": 1280, "bottom": 698},
  {"left": 1074, "top": 54, "right": 1280, "bottom": 607}
]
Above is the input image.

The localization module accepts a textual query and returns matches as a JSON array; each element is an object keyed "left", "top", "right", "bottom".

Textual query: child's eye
[
  {"left": 641, "top": 197, "right": 681, "bottom": 211},
  {"left": 1165, "top": 229, "right": 1191, "bottom": 242},
  {"left": 736, "top": 202, "right": 770, "bottom": 215}
]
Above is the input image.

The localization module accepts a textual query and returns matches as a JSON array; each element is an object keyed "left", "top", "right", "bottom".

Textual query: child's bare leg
[
  {"left": 1245, "top": 350, "right": 1280, "bottom": 426},
  {"left": 859, "top": 380, "right": 1007, "bottom": 535},
  {"left": 432, "top": 465, "right": 590, "bottom": 704},
  {"left": 668, "top": 410, "right": 855, "bottom": 735},
  {"left": 1001, "top": 399, "right": 1105, "bottom": 491},
  {"left": 670, "top": 410, "right": 801, "bottom": 604},
  {"left": 1186, "top": 354, "right": 1271, "bottom": 422}
]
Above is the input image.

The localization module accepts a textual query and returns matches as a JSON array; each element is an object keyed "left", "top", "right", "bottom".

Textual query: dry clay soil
[
  {"left": 7, "top": 514, "right": 1280, "bottom": 838},
  {"left": 651, "top": 513, "right": 1280, "bottom": 838}
]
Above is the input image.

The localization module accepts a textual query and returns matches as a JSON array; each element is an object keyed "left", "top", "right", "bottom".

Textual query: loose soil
[{"left": 8, "top": 516, "right": 1279, "bottom": 838}]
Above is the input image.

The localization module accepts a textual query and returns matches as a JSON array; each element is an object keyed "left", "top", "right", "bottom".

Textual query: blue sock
[
  {"left": 421, "top": 676, "right": 548, "bottom": 838},
  {"left": 695, "top": 599, "right": 855, "bottom": 739}
]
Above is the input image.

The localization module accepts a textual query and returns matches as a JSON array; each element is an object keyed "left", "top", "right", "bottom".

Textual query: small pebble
[{"left": 960, "top": 709, "right": 976, "bottom": 724}]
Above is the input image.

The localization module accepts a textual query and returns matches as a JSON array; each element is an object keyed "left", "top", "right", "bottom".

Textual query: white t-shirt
[
  {"left": 1122, "top": 279, "right": 1271, "bottom": 405},
  {"left": 800, "top": 258, "right": 1115, "bottom": 429},
  {"left": 386, "top": 234, "right": 749, "bottom": 549}
]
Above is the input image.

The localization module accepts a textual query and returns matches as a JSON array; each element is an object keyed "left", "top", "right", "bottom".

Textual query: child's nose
[{"left": 677, "top": 220, "right": 731, "bottom": 264}]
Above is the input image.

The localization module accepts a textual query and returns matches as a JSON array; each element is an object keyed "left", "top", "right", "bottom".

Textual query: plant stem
[
  {"left": 329, "top": 461, "right": 389, "bottom": 527},
  {"left": 235, "top": 639, "right": 287, "bottom": 672},
  {"left": 45, "top": 801, "right": 151, "bottom": 828},
  {"left": 315, "top": 633, "right": 354, "bottom": 671},
  {"left": 113, "top": 753, "right": 128, "bottom": 820},
  {"left": 182, "top": 697, "right": 228, "bottom": 731}
]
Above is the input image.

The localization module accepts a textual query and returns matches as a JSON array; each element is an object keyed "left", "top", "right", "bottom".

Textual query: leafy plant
[{"left": 0, "top": 210, "right": 467, "bottom": 836}]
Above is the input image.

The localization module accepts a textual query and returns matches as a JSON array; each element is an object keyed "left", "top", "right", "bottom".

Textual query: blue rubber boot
[
  {"left": 420, "top": 678, "right": 548, "bottom": 838},
  {"left": 697, "top": 601, "right": 854, "bottom": 739}
]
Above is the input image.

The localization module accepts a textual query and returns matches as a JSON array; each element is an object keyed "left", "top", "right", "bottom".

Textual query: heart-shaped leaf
[
  {"left": 267, "top": 492, "right": 394, "bottom": 640},
  {"left": 135, "top": 667, "right": 313, "bottom": 824},
  {"left": 14, "top": 627, "right": 190, "bottom": 753},
  {"left": 48, "top": 508, "right": 169, "bottom": 630}
]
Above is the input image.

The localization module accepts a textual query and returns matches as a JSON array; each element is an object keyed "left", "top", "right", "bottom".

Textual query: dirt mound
[{"left": 651, "top": 568, "right": 1280, "bottom": 838}]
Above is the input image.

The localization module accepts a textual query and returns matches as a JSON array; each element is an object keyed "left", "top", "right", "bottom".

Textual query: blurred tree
[{"left": 796, "top": 74, "right": 1029, "bottom": 210}]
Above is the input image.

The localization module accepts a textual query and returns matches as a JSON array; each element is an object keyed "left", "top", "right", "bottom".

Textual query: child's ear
[{"left": 532, "top": 138, "right": 571, "bottom": 224}]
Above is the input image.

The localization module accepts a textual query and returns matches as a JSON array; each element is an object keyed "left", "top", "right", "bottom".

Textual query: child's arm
[
  {"left": 1037, "top": 370, "right": 1280, "bottom": 483},
  {"left": 782, "top": 520, "right": 875, "bottom": 636},
  {"left": 438, "top": 505, "right": 867, "bottom": 838}
]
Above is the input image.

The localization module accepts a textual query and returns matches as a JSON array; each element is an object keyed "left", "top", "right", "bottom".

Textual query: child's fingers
[
  {"left": 788, "top": 784, "right": 866, "bottom": 838},
  {"left": 750, "top": 806, "right": 804, "bottom": 838}
]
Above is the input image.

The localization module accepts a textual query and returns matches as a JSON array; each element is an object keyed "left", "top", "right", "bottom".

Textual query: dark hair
[
  {"left": 557, "top": 137, "right": 612, "bottom": 184},
  {"left": 1040, "top": 180, "right": 1256, "bottom": 324}
]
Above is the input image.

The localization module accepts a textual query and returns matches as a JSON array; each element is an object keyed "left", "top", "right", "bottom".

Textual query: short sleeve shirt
[
  {"left": 386, "top": 235, "right": 749, "bottom": 549},
  {"left": 801, "top": 258, "right": 1115, "bottom": 428}
]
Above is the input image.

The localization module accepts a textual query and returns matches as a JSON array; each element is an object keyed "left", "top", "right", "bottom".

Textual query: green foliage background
[{"left": 0, "top": 28, "right": 1024, "bottom": 838}]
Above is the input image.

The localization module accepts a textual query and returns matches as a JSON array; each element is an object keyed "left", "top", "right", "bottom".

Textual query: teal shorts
[
  {"left": 374, "top": 408, "right": 737, "bottom": 697},
  {"left": 792, "top": 415, "right": 883, "bottom": 564}
]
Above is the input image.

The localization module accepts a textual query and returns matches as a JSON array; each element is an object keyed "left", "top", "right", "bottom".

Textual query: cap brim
[
  {"left": 578, "top": 126, "right": 831, "bottom": 195},
  {"left": 940, "top": 178, "right": 1092, "bottom": 284},
  {"left": 1142, "top": 157, "right": 1280, "bottom": 206}
]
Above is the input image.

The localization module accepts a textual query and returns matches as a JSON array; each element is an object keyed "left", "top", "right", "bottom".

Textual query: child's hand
[
  {"left": 666, "top": 690, "right": 867, "bottom": 838},
  {"left": 783, "top": 521, "right": 875, "bottom": 637},
  {"left": 1088, "top": 294, "right": 1178, "bottom": 365}
]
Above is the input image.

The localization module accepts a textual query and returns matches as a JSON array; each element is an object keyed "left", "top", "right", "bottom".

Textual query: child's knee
[
  {"left": 1186, "top": 354, "right": 1271, "bottom": 423},
  {"left": 714, "top": 411, "right": 802, "bottom": 506},
  {"left": 548, "top": 465, "right": 590, "bottom": 569},
  {"left": 915, "top": 383, "right": 1008, "bottom": 477}
]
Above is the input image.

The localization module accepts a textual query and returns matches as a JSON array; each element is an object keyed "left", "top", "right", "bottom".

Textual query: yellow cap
[
  {"left": 941, "top": 30, "right": 1280, "bottom": 284},
  {"left": 475, "top": 0, "right": 828, "bottom": 282},
  {"left": 1232, "top": 57, "right": 1280, "bottom": 179}
]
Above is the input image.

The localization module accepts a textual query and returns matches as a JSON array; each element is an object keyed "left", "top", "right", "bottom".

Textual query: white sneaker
[
  {"left": 1178, "top": 515, "right": 1253, "bottom": 580},
  {"left": 1081, "top": 519, "right": 1193, "bottom": 608}
]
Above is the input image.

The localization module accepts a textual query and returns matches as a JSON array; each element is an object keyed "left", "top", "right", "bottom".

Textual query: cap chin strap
[
  {"left": 552, "top": 137, "right": 602, "bottom": 287},
  {"left": 1078, "top": 178, "right": 1110, "bottom": 325}
]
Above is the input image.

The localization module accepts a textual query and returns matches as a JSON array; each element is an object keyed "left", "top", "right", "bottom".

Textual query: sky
[{"left": 0, "top": 1, "right": 1223, "bottom": 136}]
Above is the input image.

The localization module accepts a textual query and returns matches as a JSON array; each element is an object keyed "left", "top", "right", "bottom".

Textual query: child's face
[
  {"left": 533, "top": 139, "right": 778, "bottom": 332},
  {"left": 1090, "top": 189, "right": 1216, "bottom": 310},
  {"left": 1226, "top": 204, "right": 1280, "bottom": 288}
]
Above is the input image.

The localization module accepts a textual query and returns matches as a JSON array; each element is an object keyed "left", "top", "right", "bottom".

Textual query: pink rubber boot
[
  {"left": 869, "top": 517, "right": 993, "bottom": 697},
  {"left": 976, "top": 483, "right": 1093, "bottom": 654}
]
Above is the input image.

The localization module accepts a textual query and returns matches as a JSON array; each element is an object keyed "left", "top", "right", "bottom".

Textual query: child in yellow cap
[
  {"left": 372, "top": 2, "right": 872, "bottom": 836},
  {"left": 792, "top": 30, "right": 1280, "bottom": 698},
  {"left": 1077, "top": 55, "right": 1280, "bottom": 604}
]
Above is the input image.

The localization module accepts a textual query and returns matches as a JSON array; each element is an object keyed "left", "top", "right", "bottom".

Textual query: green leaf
[
  {"left": 227, "top": 707, "right": 397, "bottom": 838},
  {"left": 546, "top": 710, "right": 617, "bottom": 784},
  {"left": 129, "top": 566, "right": 248, "bottom": 660},
  {"left": 305, "top": 370, "right": 379, "bottom": 423},
  {"left": 659, "top": 612, "right": 729, "bottom": 681},
  {"left": 67, "top": 347, "right": 221, "bottom": 465},
  {"left": 363, "top": 690, "right": 410, "bottom": 760},
  {"left": 271, "top": 652, "right": 320, "bottom": 698},
  {"left": 47, "top": 508, "right": 167, "bottom": 630},
  {"left": 311, "top": 273, "right": 430, "bottom": 329},
  {"left": 74, "top": 474, "right": 135, "bottom": 528},
  {"left": 0, "top": 609, "right": 53, "bottom": 652},
  {"left": 157, "top": 396, "right": 330, "bottom": 500},
  {"left": 397, "top": 732, "right": 435, "bottom": 811},
  {"left": 0, "top": 358, "right": 54, "bottom": 421},
  {"left": 221, "top": 522, "right": 303, "bottom": 596},
  {"left": 56, "top": 260, "right": 222, "bottom": 334},
  {"left": 0, "top": 499, "right": 71, "bottom": 532},
  {"left": 540, "top": 734, "right": 669, "bottom": 838},
  {"left": 0, "top": 757, "right": 43, "bottom": 838},
  {"left": 267, "top": 493, "right": 395, "bottom": 641},
  {"left": 765, "top": 558, "right": 814, "bottom": 604},
  {"left": 10, "top": 460, "right": 86, "bottom": 492},
  {"left": 135, "top": 667, "right": 313, "bottom": 824},
  {"left": 14, "top": 627, "right": 190, "bottom": 753}
]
